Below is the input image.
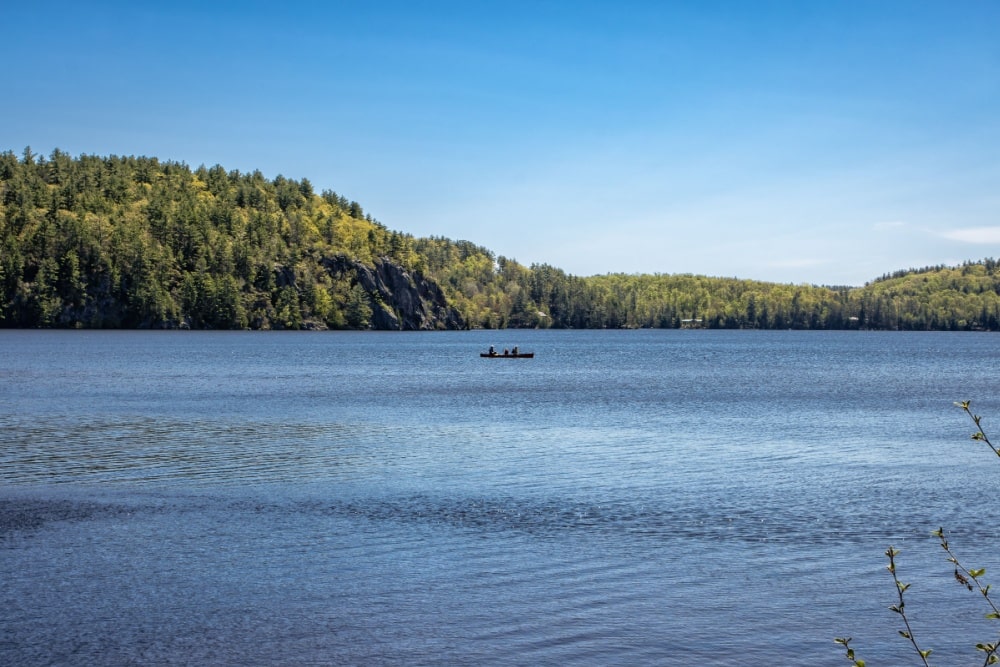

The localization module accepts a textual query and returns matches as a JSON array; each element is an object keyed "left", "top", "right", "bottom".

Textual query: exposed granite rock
[{"left": 321, "top": 255, "right": 466, "bottom": 330}]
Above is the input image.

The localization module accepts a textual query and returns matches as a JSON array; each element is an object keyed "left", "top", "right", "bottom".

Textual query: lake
[{"left": 2, "top": 329, "right": 999, "bottom": 666}]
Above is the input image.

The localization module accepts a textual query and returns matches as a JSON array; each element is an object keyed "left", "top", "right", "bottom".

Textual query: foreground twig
[
  {"left": 886, "top": 546, "right": 933, "bottom": 666},
  {"left": 955, "top": 401, "right": 1000, "bottom": 458}
]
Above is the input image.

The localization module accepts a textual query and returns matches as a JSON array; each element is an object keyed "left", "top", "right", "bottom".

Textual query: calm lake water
[{"left": 2, "top": 329, "right": 1000, "bottom": 666}]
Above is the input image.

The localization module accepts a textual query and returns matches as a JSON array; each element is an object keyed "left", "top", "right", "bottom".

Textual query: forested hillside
[{"left": 3, "top": 148, "right": 1000, "bottom": 331}]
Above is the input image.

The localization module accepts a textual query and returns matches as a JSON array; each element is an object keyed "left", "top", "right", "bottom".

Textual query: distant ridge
[{"left": 2, "top": 148, "right": 999, "bottom": 330}]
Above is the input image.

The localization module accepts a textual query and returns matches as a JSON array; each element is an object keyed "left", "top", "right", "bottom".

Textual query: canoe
[{"left": 480, "top": 352, "right": 534, "bottom": 358}]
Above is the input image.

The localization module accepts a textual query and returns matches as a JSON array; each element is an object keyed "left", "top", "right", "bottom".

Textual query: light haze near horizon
[{"left": 4, "top": 1, "right": 999, "bottom": 286}]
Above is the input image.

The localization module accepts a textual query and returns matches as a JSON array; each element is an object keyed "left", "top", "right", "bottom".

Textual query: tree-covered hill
[
  {"left": 0, "top": 148, "right": 454, "bottom": 329},
  {"left": 3, "top": 148, "right": 999, "bottom": 330}
]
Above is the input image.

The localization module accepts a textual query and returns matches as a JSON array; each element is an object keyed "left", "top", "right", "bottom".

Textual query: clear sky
[{"left": 4, "top": 1, "right": 999, "bottom": 286}]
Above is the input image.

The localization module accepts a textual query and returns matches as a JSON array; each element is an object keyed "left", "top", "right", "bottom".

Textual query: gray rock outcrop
[{"left": 321, "top": 255, "right": 466, "bottom": 330}]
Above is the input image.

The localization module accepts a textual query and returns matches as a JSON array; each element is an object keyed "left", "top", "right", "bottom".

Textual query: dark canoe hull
[{"left": 480, "top": 353, "right": 534, "bottom": 358}]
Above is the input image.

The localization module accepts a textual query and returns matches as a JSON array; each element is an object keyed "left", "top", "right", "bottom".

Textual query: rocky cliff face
[{"left": 321, "top": 256, "right": 466, "bottom": 330}]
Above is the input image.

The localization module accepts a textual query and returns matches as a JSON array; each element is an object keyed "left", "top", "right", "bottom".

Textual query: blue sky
[{"left": 4, "top": 1, "right": 999, "bottom": 286}]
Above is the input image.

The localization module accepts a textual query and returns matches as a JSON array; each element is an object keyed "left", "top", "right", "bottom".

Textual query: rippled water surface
[{"left": 3, "top": 330, "right": 1000, "bottom": 665}]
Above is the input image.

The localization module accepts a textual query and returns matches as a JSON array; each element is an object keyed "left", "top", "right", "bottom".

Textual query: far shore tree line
[{"left": 4, "top": 148, "right": 1000, "bottom": 331}]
